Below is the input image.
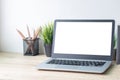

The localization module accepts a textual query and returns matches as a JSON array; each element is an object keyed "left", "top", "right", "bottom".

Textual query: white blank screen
[{"left": 54, "top": 22, "right": 112, "bottom": 56}]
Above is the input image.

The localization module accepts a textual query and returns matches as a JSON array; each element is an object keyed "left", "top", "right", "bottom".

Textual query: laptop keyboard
[{"left": 47, "top": 59, "right": 106, "bottom": 67}]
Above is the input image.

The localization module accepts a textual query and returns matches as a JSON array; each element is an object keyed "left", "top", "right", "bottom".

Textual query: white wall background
[
  {"left": 0, "top": 0, "right": 120, "bottom": 53},
  {"left": 0, "top": 0, "right": 2, "bottom": 51}
]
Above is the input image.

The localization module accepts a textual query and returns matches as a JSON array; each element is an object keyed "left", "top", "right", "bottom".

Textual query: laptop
[{"left": 37, "top": 19, "right": 115, "bottom": 73}]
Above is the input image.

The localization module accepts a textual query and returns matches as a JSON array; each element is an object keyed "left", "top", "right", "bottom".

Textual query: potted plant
[{"left": 40, "top": 22, "right": 54, "bottom": 57}]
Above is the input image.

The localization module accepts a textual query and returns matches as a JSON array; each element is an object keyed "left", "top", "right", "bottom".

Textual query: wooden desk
[{"left": 0, "top": 52, "right": 120, "bottom": 80}]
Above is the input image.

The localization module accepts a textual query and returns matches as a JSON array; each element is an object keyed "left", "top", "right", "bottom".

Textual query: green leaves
[{"left": 41, "top": 22, "right": 54, "bottom": 44}]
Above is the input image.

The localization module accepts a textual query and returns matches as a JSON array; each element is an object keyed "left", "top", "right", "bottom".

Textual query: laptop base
[{"left": 37, "top": 58, "right": 112, "bottom": 73}]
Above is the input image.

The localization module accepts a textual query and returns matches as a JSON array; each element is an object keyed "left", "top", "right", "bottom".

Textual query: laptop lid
[{"left": 51, "top": 19, "right": 115, "bottom": 61}]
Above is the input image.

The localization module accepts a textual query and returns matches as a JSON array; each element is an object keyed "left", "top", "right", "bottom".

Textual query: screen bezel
[{"left": 51, "top": 19, "right": 115, "bottom": 61}]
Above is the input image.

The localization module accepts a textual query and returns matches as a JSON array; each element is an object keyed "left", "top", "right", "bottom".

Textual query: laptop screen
[{"left": 52, "top": 20, "right": 115, "bottom": 60}]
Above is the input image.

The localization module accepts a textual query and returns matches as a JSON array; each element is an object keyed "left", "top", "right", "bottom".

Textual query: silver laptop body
[{"left": 37, "top": 19, "right": 115, "bottom": 73}]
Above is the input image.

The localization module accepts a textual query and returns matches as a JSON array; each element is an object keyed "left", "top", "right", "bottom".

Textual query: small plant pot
[
  {"left": 113, "top": 49, "right": 116, "bottom": 60},
  {"left": 44, "top": 44, "right": 52, "bottom": 57}
]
